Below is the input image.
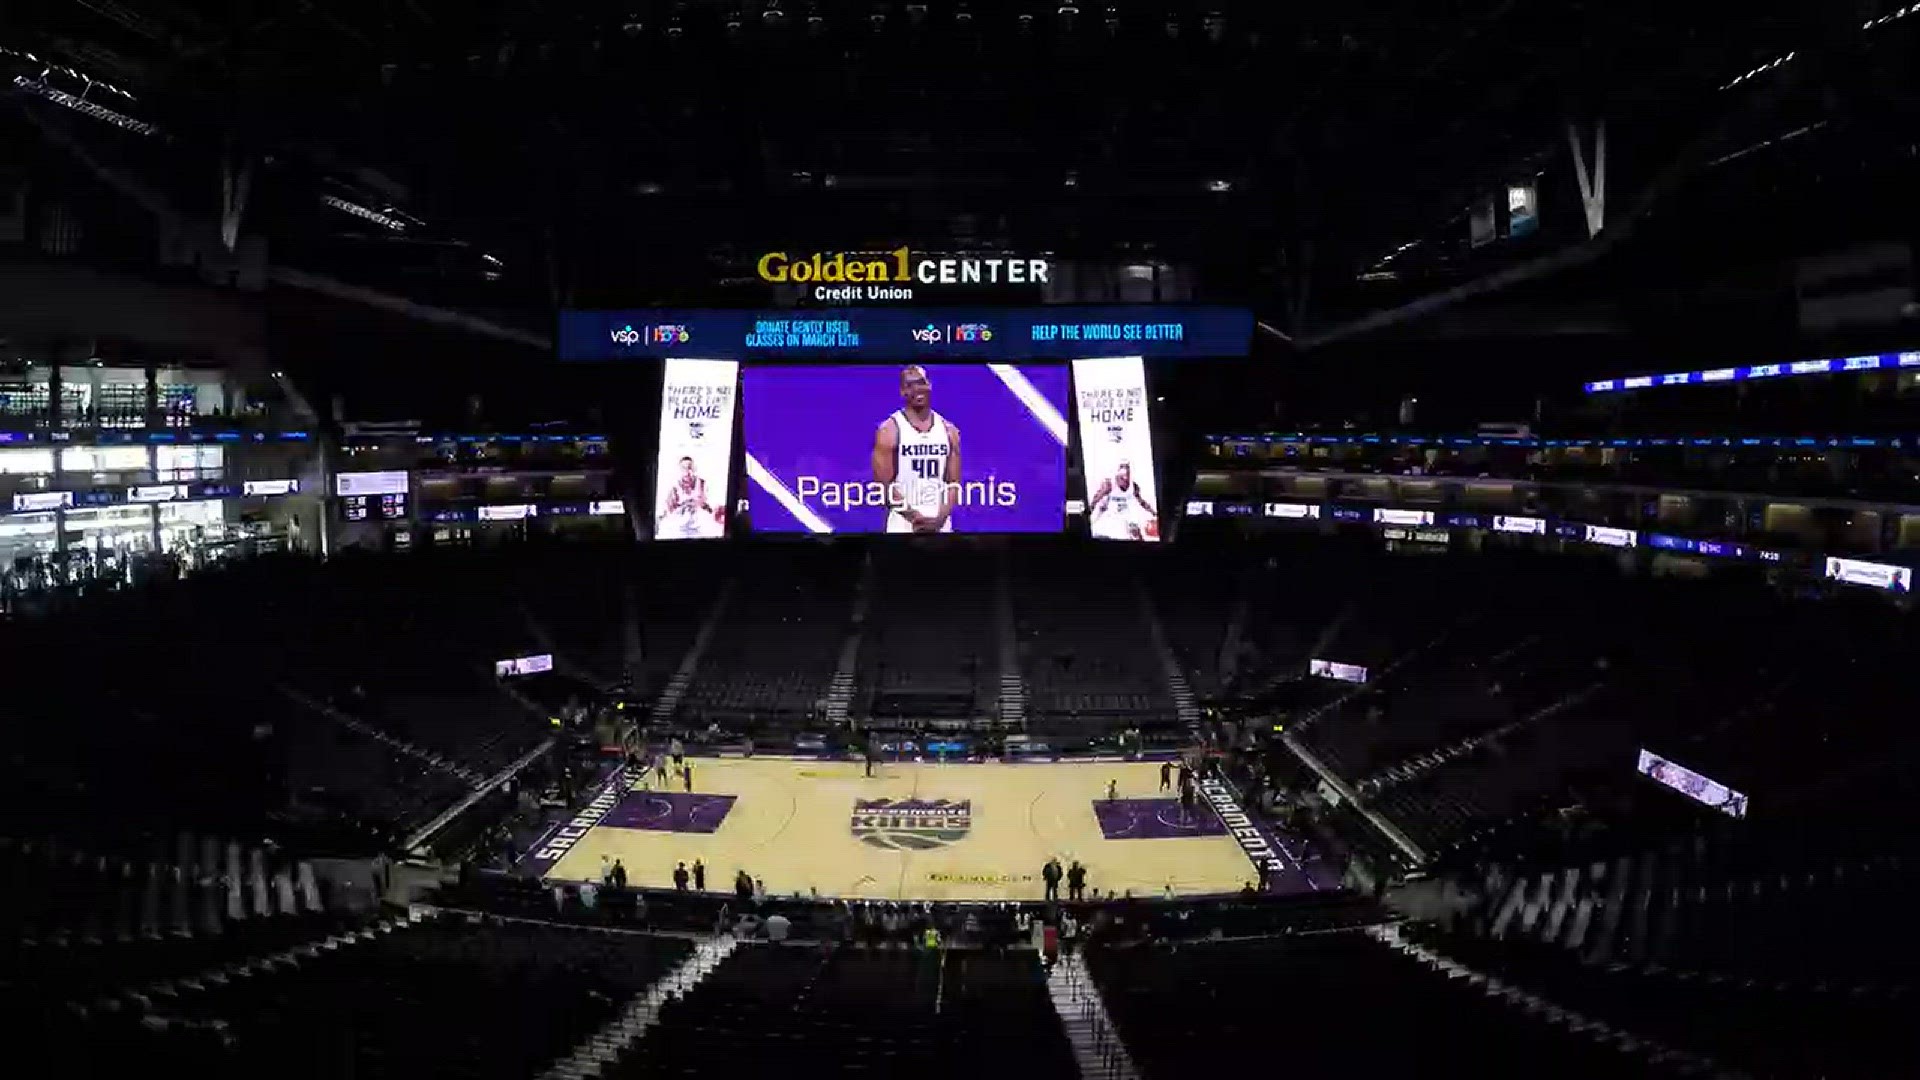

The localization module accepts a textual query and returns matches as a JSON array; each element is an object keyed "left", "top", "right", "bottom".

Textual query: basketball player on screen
[
  {"left": 872, "top": 365, "right": 960, "bottom": 533},
  {"left": 662, "top": 455, "right": 721, "bottom": 538},
  {"left": 1090, "top": 460, "right": 1156, "bottom": 540}
]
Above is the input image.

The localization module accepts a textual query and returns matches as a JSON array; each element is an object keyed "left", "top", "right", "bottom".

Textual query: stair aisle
[
  {"left": 995, "top": 551, "right": 1028, "bottom": 729},
  {"left": 539, "top": 935, "right": 739, "bottom": 1080},
  {"left": 1137, "top": 582, "right": 1201, "bottom": 729},
  {"left": 650, "top": 580, "right": 736, "bottom": 725},
  {"left": 1045, "top": 952, "right": 1141, "bottom": 1080}
]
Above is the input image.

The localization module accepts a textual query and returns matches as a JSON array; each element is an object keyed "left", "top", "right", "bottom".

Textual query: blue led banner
[
  {"left": 1584, "top": 350, "right": 1920, "bottom": 394},
  {"left": 559, "top": 306, "right": 1253, "bottom": 361}
]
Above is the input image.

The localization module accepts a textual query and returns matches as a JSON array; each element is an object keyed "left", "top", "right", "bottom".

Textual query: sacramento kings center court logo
[{"left": 850, "top": 798, "right": 972, "bottom": 851}]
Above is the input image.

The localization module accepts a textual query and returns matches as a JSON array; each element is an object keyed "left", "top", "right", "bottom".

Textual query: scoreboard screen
[
  {"left": 742, "top": 363, "right": 1069, "bottom": 534},
  {"left": 343, "top": 493, "right": 408, "bottom": 521}
]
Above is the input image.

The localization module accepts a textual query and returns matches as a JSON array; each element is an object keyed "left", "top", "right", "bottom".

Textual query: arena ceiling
[{"left": 7, "top": 1, "right": 1913, "bottom": 343}]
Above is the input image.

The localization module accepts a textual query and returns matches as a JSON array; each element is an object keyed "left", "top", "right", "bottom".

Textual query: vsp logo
[
  {"left": 610, "top": 325, "right": 641, "bottom": 346},
  {"left": 911, "top": 324, "right": 944, "bottom": 344},
  {"left": 649, "top": 324, "right": 691, "bottom": 344}
]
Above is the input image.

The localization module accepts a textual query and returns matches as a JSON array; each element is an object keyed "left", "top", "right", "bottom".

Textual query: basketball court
[{"left": 523, "top": 757, "right": 1337, "bottom": 901}]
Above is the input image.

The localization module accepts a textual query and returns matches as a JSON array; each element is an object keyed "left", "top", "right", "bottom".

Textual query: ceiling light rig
[
  {"left": 1369, "top": 239, "right": 1421, "bottom": 272},
  {"left": 319, "top": 194, "right": 412, "bottom": 233},
  {"left": 12, "top": 75, "right": 160, "bottom": 136},
  {"left": 1720, "top": 51, "right": 1794, "bottom": 91},
  {"left": 0, "top": 46, "right": 136, "bottom": 100},
  {"left": 1863, "top": 3, "right": 1917, "bottom": 29}
]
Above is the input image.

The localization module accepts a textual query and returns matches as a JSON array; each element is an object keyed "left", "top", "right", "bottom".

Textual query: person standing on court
[
  {"left": 1066, "top": 860, "right": 1087, "bottom": 902},
  {"left": 670, "top": 735, "right": 685, "bottom": 769},
  {"left": 1255, "top": 860, "right": 1271, "bottom": 893},
  {"left": 1160, "top": 761, "right": 1173, "bottom": 792},
  {"left": 693, "top": 858, "right": 707, "bottom": 892},
  {"left": 654, "top": 752, "right": 670, "bottom": 787},
  {"left": 1042, "top": 858, "right": 1062, "bottom": 902},
  {"left": 673, "top": 862, "right": 690, "bottom": 891},
  {"left": 683, "top": 761, "right": 694, "bottom": 793},
  {"left": 735, "top": 869, "right": 753, "bottom": 903}
]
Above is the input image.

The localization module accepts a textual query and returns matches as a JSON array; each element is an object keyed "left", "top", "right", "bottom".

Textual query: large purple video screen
[{"left": 742, "top": 364, "right": 1069, "bottom": 534}]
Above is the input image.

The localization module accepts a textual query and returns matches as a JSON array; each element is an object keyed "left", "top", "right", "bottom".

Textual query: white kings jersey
[
  {"left": 886, "top": 409, "right": 955, "bottom": 533},
  {"left": 669, "top": 477, "right": 703, "bottom": 516},
  {"left": 1094, "top": 476, "right": 1149, "bottom": 539},
  {"left": 666, "top": 477, "right": 721, "bottom": 538}
]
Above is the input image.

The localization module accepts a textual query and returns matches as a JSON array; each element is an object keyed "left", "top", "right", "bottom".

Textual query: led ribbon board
[{"left": 561, "top": 306, "right": 1253, "bottom": 361}]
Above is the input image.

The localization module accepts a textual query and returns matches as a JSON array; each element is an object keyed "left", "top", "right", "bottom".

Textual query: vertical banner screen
[
  {"left": 1072, "top": 356, "right": 1160, "bottom": 541},
  {"left": 653, "top": 358, "right": 739, "bottom": 540},
  {"left": 741, "top": 364, "right": 1070, "bottom": 534}
]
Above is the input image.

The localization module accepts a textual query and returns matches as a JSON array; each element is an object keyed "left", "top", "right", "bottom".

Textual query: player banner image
[
  {"left": 1072, "top": 356, "right": 1160, "bottom": 541},
  {"left": 741, "top": 364, "right": 1070, "bottom": 534},
  {"left": 652, "top": 358, "right": 738, "bottom": 540}
]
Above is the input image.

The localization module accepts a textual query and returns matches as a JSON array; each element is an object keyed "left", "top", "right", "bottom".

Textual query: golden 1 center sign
[{"left": 756, "top": 247, "right": 1051, "bottom": 302}]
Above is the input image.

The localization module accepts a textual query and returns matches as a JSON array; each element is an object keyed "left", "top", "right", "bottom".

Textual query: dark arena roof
[{"left": 4, "top": 1, "right": 1919, "bottom": 1077}]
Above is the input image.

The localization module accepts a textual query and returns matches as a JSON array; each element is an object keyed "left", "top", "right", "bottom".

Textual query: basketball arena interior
[{"left": 4, "top": 3, "right": 1918, "bottom": 1077}]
